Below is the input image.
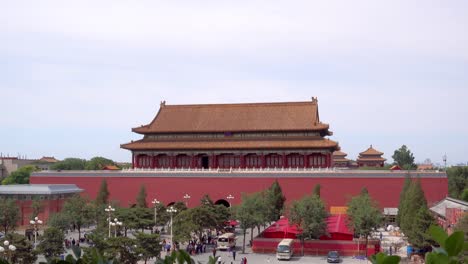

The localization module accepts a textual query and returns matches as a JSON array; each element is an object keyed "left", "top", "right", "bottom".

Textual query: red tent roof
[{"left": 262, "top": 215, "right": 353, "bottom": 241}]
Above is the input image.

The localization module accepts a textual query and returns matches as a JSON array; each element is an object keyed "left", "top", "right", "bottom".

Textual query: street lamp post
[
  {"left": 183, "top": 193, "right": 191, "bottom": 207},
  {"left": 29, "top": 216, "right": 43, "bottom": 249},
  {"left": 226, "top": 194, "right": 234, "bottom": 208},
  {"left": 104, "top": 205, "right": 115, "bottom": 238},
  {"left": 166, "top": 206, "right": 177, "bottom": 250},
  {"left": 0, "top": 240, "right": 16, "bottom": 262},
  {"left": 151, "top": 198, "right": 160, "bottom": 232},
  {"left": 110, "top": 218, "right": 123, "bottom": 237}
]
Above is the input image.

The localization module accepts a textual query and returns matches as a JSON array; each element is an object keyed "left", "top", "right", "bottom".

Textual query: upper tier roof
[
  {"left": 132, "top": 99, "right": 330, "bottom": 134},
  {"left": 333, "top": 151, "right": 347, "bottom": 157},
  {"left": 359, "top": 145, "right": 384, "bottom": 156}
]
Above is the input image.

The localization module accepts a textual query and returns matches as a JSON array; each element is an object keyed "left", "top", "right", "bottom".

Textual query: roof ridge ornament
[
  {"left": 311, "top": 97, "right": 318, "bottom": 104},
  {"left": 160, "top": 100, "right": 166, "bottom": 107}
]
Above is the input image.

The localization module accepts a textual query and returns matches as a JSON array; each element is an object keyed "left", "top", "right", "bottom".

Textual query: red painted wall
[{"left": 30, "top": 175, "right": 447, "bottom": 210}]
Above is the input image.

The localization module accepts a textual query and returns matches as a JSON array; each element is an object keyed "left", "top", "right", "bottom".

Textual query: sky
[{"left": 1, "top": 1, "right": 468, "bottom": 165}]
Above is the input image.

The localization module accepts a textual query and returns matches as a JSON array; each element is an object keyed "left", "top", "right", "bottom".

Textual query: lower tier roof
[{"left": 121, "top": 138, "right": 339, "bottom": 151}]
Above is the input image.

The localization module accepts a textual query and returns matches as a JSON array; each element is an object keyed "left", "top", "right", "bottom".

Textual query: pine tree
[
  {"left": 396, "top": 174, "right": 412, "bottom": 226},
  {"left": 265, "top": 180, "right": 286, "bottom": 222},
  {"left": 95, "top": 179, "right": 110, "bottom": 205},
  {"left": 312, "top": 184, "right": 321, "bottom": 197},
  {"left": 399, "top": 178, "right": 435, "bottom": 248},
  {"left": 136, "top": 185, "right": 148, "bottom": 208}
]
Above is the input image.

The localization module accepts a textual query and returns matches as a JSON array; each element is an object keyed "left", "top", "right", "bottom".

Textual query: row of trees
[
  {"left": 51, "top": 156, "right": 127, "bottom": 171},
  {"left": 1, "top": 156, "right": 128, "bottom": 185}
]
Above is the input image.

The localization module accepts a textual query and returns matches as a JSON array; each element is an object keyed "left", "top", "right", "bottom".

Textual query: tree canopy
[
  {"left": 392, "top": 145, "right": 417, "bottom": 170},
  {"left": 0, "top": 199, "right": 20, "bottom": 235},
  {"left": 1, "top": 165, "right": 38, "bottom": 184},
  {"left": 95, "top": 179, "right": 110, "bottom": 206},
  {"left": 397, "top": 178, "right": 435, "bottom": 248},
  {"left": 447, "top": 166, "right": 468, "bottom": 199},
  {"left": 136, "top": 185, "right": 148, "bottom": 208},
  {"left": 51, "top": 158, "right": 87, "bottom": 170},
  {"left": 289, "top": 193, "right": 328, "bottom": 241},
  {"left": 84, "top": 156, "right": 116, "bottom": 170},
  {"left": 346, "top": 190, "right": 383, "bottom": 256},
  {"left": 264, "top": 180, "right": 286, "bottom": 222},
  {"left": 38, "top": 227, "right": 65, "bottom": 260}
]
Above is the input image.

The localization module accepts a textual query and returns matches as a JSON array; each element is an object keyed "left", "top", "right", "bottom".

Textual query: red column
[
  {"left": 171, "top": 155, "right": 176, "bottom": 169},
  {"left": 329, "top": 153, "right": 334, "bottom": 168},
  {"left": 211, "top": 154, "right": 217, "bottom": 168},
  {"left": 132, "top": 153, "right": 135, "bottom": 169},
  {"left": 191, "top": 155, "right": 197, "bottom": 168},
  {"left": 261, "top": 154, "right": 266, "bottom": 168},
  {"left": 304, "top": 154, "right": 309, "bottom": 168},
  {"left": 240, "top": 154, "right": 245, "bottom": 168},
  {"left": 282, "top": 153, "right": 287, "bottom": 168}
]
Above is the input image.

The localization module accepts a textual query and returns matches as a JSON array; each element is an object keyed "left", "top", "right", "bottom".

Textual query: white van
[
  {"left": 217, "top": 233, "right": 236, "bottom": 250},
  {"left": 276, "top": 238, "right": 294, "bottom": 260}
]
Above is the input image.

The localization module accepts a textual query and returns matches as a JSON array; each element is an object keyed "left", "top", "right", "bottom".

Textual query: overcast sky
[{"left": 2, "top": 1, "right": 467, "bottom": 165}]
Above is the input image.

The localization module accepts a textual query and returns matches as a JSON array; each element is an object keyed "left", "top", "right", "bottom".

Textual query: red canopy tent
[
  {"left": 320, "top": 214, "right": 353, "bottom": 241},
  {"left": 261, "top": 215, "right": 353, "bottom": 241}
]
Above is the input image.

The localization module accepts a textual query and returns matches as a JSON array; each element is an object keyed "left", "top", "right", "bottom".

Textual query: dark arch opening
[
  {"left": 215, "top": 199, "right": 230, "bottom": 207},
  {"left": 167, "top": 202, "right": 175, "bottom": 207}
]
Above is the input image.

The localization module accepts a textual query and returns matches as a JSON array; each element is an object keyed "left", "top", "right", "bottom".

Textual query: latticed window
[
  {"left": 287, "top": 154, "right": 304, "bottom": 168},
  {"left": 245, "top": 155, "right": 261, "bottom": 168},
  {"left": 217, "top": 155, "right": 240, "bottom": 168},
  {"left": 138, "top": 155, "right": 152, "bottom": 168},
  {"left": 309, "top": 154, "right": 326, "bottom": 167},
  {"left": 157, "top": 155, "right": 171, "bottom": 168},
  {"left": 266, "top": 154, "right": 283, "bottom": 168},
  {"left": 176, "top": 155, "right": 191, "bottom": 168}
]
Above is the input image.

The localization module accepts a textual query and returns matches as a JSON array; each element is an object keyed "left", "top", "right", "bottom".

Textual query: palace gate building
[{"left": 31, "top": 98, "right": 448, "bottom": 212}]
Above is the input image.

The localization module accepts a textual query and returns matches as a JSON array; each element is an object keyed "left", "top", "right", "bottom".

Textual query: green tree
[
  {"left": 95, "top": 179, "right": 110, "bottom": 206},
  {"left": 399, "top": 178, "right": 435, "bottom": 248},
  {"left": 0, "top": 199, "right": 20, "bottom": 235},
  {"left": 1, "top": 165, "right": 38, "bottom": 184},
  {"left": 85, "top": 156, "right": 116, "bottom": 170},
  {"left": 30, "top": 198, "right": 44, "bottom": 220},
  {"left": 136, "top": 185, "right": 148, "bottom": 208},
  {"left": 455, "top": 214, "right": 468, "bottom": 262},
  {"left": 405, "top": 205, "right": 435, "bottom": 248},
  {"left": 312, "top": 184, "right": 321, "bottom": 197},
  {"left": 51, "top": 158, "right": 87, "bottom": 170},
  {"left": 425, "top": 225, "right": 467, "bottom": 264},
  {"left": 135, "top": 232, "right": 161, "bottom": 264},
  {"left": 62, "top": 194, "right": 94, "bottom": 239},
  {"left": 264, "top": 180, "right": 286, "bottom": 222},
  {"left": 107, "top": 236, "right": 139, "bottom": 264},
  {"left": 126, "top": 207, "right": 154, "bottom": 232},
  {"left": 235, "top": 193, "right": 260, "bottom": 253},
  {"left": 289, "top": 193, "right": 328, "bottom": 255},
  {"left": 38, "top": 227, "right": 65, "bottom": 260},
  {"left": 347, "top": 191, "right": 383, "bottom": 257},
  {"left": 396, "top": 174, "right": 412, "bottom": 226},
  {"left": 392, "top": 145, "right": 417, "bottom": 170},
  {"left": 0, "top": 233, "right": 37, "bottom": 264},
  {"left": 461, "top": 188, "right": 468, "bottom": 202},
  {"left": 447, "top": 166, "right": 468, "bottom": 199},
  {"left": 47, "top": 213, "right": 71, "bottom": 233}
]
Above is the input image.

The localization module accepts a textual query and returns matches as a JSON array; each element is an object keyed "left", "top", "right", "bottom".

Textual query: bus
[
  {"left": 217, "top": 233, "right": 236, "bottom": 250},
  {"left": 276, "top": 238, "right": 294, "bottom": 260}
]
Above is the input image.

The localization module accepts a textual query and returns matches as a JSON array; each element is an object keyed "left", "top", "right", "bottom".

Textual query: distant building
[
  {"left": 417, "top": 163, "right": 434, "bottom": 171},
  {"left": 357, "top": 145, "right": 386, "bottom": 167},
  {"left": 0, "top": 157, "right": 36, "bottom": 179},
  {"left": 430, "top": 197, "right": 468, "bottom": 233},
  {"left": 0, "top": 184, "right": 82, "bottom": 225},
  {"left": 0, "top": 156, "right": 60, "bottom": 180},
  {"left": 332, "top": 151, "right": 350, "bottom": 168}
]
